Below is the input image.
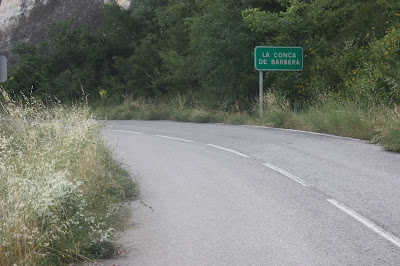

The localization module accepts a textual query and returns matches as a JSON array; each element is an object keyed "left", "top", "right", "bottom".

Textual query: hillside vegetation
[{"left": 2, "top": 0, "right": 400, "bottom": 149}]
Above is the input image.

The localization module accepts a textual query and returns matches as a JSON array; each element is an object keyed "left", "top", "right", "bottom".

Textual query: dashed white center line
[
  {"left": 207, "top": 144, "right": 250, "bottom": 158},
  {"left": 263, "top": 163, "right": 311, "bottom": 187},
  {"left": 154, "top": 135, "right": 195, "bottom": 143},
  {"left": 327, "top": 199, "right": 400, "bottom": 249},
  {"left": 110, "top": 129, "right": 143, "bottom": 134}
]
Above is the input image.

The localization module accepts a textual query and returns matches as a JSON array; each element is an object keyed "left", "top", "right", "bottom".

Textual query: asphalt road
[{"left": 101, "top": 120, "right": 400, "bottom": 265}]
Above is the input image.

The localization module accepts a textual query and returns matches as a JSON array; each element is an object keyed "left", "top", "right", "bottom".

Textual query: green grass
[
  {"left": 373, "top": 107, "right": 400, "bottom": 152},
  {"left": 298, "top": 102, "right": 377, "bottom": 140},
  {"left": 93, "top": 92, "right": 400, "bottom": 152},
  {"left": 0, "top": 89, "right": 136, "bottom": 265}
]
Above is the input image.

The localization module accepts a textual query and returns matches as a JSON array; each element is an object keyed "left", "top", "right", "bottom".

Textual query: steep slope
[{"left": 0, "top": 0, "right": 130, "bottom": 61}]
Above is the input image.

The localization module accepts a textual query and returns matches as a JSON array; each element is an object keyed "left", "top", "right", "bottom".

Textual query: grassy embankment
[
  {"left": 0, "top": 89, "right": 136, "bottom": 265},
  {"left": 94, "top": 93, "right": 400, "bottom": 152}
]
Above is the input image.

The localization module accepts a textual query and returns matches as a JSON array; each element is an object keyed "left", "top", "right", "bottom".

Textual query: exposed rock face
[
  {"left": 0, "top": 0, "right": 130, "bottom": 61},
  {"left": 117, "top": 0, "right": 130, "bottom": 9}
]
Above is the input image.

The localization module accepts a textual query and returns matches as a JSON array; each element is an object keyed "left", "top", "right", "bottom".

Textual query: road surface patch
[
  {"left": 263, "top": 163, "right": 311, "bottom": 187},
  {"left": 154, "top": 135, "right": 195, "bottom": 143},
  {"left": 328, "top": 199, "right": 400, "bottom": 249},
  {"left": 243, "top": 125, "right": 365, "bottom": 142},
  {"left": 110, "top": 129, "right": 143, "bottom": 135},
  {"left": 207, "top": 144, "right": 250, "bottom": 158}
]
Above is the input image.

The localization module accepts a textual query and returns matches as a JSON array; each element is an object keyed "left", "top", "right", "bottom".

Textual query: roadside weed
[{"left": 0, "top": 89, "right": 135, "bottom": 265}]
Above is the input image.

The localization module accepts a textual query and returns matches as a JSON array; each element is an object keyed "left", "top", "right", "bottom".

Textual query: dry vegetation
[
  {"left": 0, "top": 89, "right": 135, "bottom": 265},
  {"left": 94, "top": 92, "right": 400, "bottom": 152}
]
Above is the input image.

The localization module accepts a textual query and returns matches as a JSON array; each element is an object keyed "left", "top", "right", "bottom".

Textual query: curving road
[{"left": 102, "top": 120, "right": 400, "bottom": 265}]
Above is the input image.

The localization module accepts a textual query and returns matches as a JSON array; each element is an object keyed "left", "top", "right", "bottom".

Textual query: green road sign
[
  {"left": 0, "top": 55, "right": 7, "bottom": 82},
  {"left": 255, "top": 46, "right": 303, "bottom": 71}
]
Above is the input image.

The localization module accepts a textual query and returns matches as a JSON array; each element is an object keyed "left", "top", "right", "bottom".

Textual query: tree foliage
[{"left": 3, "top": 0, "right": 400, "bottom": 107}]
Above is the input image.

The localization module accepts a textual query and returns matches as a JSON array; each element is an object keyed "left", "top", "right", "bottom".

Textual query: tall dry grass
[
  {"left": 94, "top": 92, "right": 400, "bottom": 151},
  {"left": 94, "top": 94, "right": 251, "bottom": 124},
  {"left": 0, "top": 89, "right": 135, "bottom": 265}
]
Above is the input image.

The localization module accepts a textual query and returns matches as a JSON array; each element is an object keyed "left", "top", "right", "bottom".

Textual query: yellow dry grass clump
[{"left": 0, "top": 89, "right": 134, "bottom": 265}]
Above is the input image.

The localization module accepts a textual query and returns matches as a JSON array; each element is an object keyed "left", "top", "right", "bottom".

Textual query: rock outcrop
[{"left": 0, "top": 0, "right": 130, "bottom": 61}]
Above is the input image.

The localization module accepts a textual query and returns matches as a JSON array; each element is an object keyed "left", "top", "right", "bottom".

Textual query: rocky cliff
[{"left": 0, "top": 0, "right": 130, "bottom": 61}]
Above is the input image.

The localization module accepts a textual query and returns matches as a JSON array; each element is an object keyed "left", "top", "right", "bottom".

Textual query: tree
[{"left": 188, "top": 0, "right": 260, "bottom": 109}]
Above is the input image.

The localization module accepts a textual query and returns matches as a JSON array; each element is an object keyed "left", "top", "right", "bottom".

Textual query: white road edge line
[
  {"left": 242, "top": 125, "right": 365, "bottom": 142},
  {"left": 263, "top": 163, "right": 311, "bottom": 187},
  {"left": 207, "top": 144, "right": 250, "bottom": 158},
  {"left": 109, "top": 129, "right": 143, "bottom": 135},
  {"left": 154, "top": 135, "right": 195, "bottom": 143},
  {"left": 327, "top": 199, "right": 400, "bottom": 249}
]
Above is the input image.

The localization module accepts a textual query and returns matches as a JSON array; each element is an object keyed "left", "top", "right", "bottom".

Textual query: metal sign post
[
  {"left": 0, "top": 55, "right": 7, "bottom": 83},
  {"left": 259, "top": 71, "right": 263, "bottom": 114},
  {"left": 254, "top": 46, "right": 303, "bottom": 115},
  {"left": 294, "top": 73, "right": 299, "bottom": 114}
]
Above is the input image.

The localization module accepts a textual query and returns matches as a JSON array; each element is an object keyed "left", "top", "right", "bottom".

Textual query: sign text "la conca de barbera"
[{"left": 254, "top": 46, "right": 303, "bottom": 71}]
